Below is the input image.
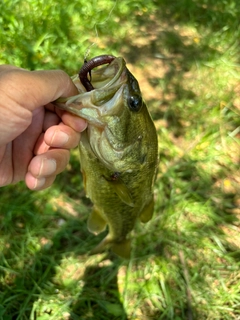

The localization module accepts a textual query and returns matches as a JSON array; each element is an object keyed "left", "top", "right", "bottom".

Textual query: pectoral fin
[
  {"left": 107, "top": 180, "right": 134, "bottom": 207},
  {"left": 87, "top": 206, "right": 107, "bottom": 235},
  {"left": 139, "top": 198, "right": 154, "bottom": 223}
]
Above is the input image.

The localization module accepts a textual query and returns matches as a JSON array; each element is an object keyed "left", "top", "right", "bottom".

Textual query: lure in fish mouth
[
  {"left": 79, "top": 55, "right": 115, "bottom": 91},
  {"left": 55, "top": 55, "right": 158, "bottom": 258}
]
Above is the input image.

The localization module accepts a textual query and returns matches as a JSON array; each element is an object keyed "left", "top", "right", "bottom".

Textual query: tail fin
[{"left": 112, "top": 239, "right": 131, "bottom": 259}]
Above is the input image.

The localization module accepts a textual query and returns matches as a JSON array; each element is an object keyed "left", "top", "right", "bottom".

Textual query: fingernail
[
  {"left": 39, "top": 159, "right": 56, "bottom": 176},
  {"left": 51, "top": 131, "right": 69, "bottom": 146},
  {"left": 33, "top": 177, "right": 46, "bottom": 189},
  {"left": 80, "top": 120, "right": 88, "bottom": 132}
]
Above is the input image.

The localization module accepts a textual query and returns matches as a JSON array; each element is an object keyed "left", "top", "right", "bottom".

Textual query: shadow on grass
[
  {"left": 107, "top": 0, "right": 240, "bottom": 133},
  {"left": 0, "top": 168, "right": 128, "bottom": 319},
  {"left": 0, "top": 194, "right": 127, "bottom": 319},
  {"left": 70, "top": 257, "right": 128, "bottom": 320}
]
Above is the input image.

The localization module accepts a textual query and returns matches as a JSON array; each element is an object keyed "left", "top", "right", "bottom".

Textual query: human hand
[{"left": 0, "top": 65, "right": 87, "bottom": 190}]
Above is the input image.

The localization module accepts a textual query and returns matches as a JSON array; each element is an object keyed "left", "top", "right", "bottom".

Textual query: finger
[
  {"left": 43, "top": 110, "right": 61, "bottom": 132},
  {"left": 61, "top": 112, "right": 88, "bottom": 132},
  {"left": 0, "top": 144, "right": 13, "bottom": 186},
  {"left": 45, "top": 103, "right": 88, "bottom": 132},
  {"left": 25, "top": 172, "right": 56, "bottom": 190},
  {"left": 26, "top": 149, "right": 70, "bottom": 190},
  {"left": 28, "top": 148, "right": 70, "bottom": 178},
  {"left": 44, "top": 103, "right": 87, "bottom": 132},
  {"left": 34, "top": 133, "right": 51, "bottom": 155},
  {"left": 44, "top": 123, "right": 81, "bottom": 149}
]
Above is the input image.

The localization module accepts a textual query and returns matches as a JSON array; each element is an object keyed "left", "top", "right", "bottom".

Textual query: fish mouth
[
  {"left": 54, "top": 55, "right": 134, "bottom": 172},
  {"left": 54, "top": 55, "right": 128, "bottom": 124},
  {"left": 79, "top": 55, "right": 119, "bottom": 92}
]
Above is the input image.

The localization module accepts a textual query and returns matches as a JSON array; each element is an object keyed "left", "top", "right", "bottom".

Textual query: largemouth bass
[{"left": 55, "top": 55, "right": 158, "bottom": 258}]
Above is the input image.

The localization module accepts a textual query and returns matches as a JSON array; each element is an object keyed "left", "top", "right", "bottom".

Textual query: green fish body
[{"left": 56, "top": 56, "right": 158, "bottom": 258}]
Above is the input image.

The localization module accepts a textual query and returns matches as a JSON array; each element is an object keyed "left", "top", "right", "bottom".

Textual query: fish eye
[{"left": 127, "top": 95, "right": 143, "bottom": 112}]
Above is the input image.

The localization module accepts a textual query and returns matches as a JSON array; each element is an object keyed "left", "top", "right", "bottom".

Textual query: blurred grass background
[{"left": 0, "top": 0, "right": 240, "bottom": 319}]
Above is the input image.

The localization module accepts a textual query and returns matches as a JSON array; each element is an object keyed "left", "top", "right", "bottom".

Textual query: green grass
[{"left": 0, "top": 0, "right": 240, "bottom": 319}]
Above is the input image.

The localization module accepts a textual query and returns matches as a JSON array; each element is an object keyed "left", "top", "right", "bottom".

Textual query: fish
[{"left": 55, "top": 55, "right": 158, "bottom": 258}]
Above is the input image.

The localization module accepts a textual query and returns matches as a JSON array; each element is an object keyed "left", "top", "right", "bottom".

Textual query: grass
[{"left": 0, "top": 0, "right": 240, "bottom": 319}]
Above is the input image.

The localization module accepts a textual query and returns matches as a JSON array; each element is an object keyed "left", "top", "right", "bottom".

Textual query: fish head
[{"left": 55, "top": 56, "right": 157, "bottom": 172}]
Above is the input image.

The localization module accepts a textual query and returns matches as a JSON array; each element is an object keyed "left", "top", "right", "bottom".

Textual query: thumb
[
  {"left": 0, "top": 67, "right": 78, "bottom": 111},
  {"left": 0, "top": 66, "right": 78, "bottom": 146}
]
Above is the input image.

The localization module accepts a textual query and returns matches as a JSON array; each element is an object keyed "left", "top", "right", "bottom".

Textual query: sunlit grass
[{"left": 0, "top": 0, "right": 240, "bottom": 319}]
